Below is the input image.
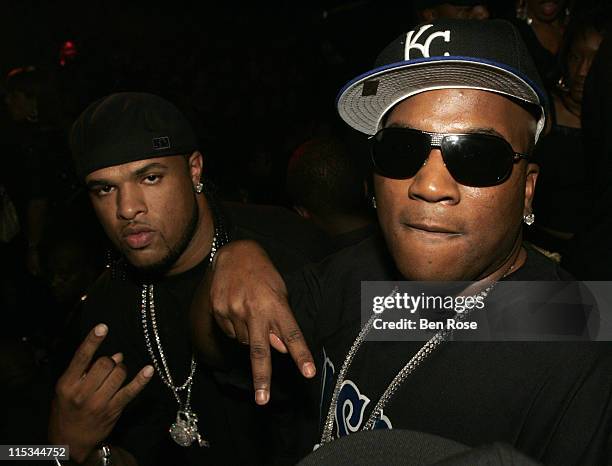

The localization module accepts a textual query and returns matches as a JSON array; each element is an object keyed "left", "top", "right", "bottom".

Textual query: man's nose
[
  {"left": 408, "top": 149, "right": 461, "bottom": 204},
  {"left": 116, "top": 185, "right": 147, "bottom": 220}
]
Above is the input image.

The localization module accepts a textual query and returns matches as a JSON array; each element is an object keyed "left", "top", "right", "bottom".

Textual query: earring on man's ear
[
  {"left": 556, "top": 76, "right": 569, "bottom": 93},
  {"left": 523, "top": 212, "right": 535, "bottom": 226},
  {"left": 371, "top": 196, "right": 377, "bottom": 209},
  {"left": 195, "top": 182, "right": 204, "bottom": 194}
]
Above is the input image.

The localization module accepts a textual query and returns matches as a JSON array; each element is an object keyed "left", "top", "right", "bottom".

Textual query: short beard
[{"left": 135, "top": 196, "right": 200, "bottom": 279}]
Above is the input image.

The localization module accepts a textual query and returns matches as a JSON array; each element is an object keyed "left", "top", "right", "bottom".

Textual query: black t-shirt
[
  {"left": 329, "top": 223, "right": 378, "bottom": 253},
  {"left": 79, "top": 202, "right": 330, "bottom": 466},
  {"left": 287, "top": 234, "right": 612, "bottom": 465}
]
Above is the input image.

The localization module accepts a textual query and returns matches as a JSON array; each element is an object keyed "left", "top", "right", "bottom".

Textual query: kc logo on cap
[
  {"left": 336, "top": 19, "right": 546, "bottom": 141},
  {"left": 404, "top": 24, "right": 451, "bottom": 59}
]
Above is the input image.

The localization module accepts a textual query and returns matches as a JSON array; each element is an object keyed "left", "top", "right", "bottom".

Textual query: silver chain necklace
[
  {"left": 141, "top": 220, "right": 226, "bottom": 448},
  {"left": 320, "top": 279, "right": 503, "bottom": 444}
]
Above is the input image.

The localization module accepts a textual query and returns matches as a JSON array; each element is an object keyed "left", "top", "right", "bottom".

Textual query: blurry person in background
[
  {"left": 515, "top": 0, "right": 569, "bottom": 87},
  {"left": 529, "top": 9, "right": 608, "bottom": 257},
  {"left": 415, "top": 0, "right": 490, "bottom": 21},
  {"left": 286, "top": 137, "right": 375, "bottom": 251},
  {"left": 0, "top": 67, "right": 63, "bottom": 346},
  {"left": 1, "top": 66, "right": 73, "bottom": 277},
  {"left": 554, "top": 10, "right": 606, "bottom": 126},
  {"left": 562, "top": 28, "right": 612, "bottom": 279},
  {"left": 0, "top": 66, "right": 88, "bottom": 453},
  {"left": 5, "top": 66, "right": 40, "bottom": 123},
  {"left": 581, "top": 24, "right": 612, "bottom": 199},
  {"left": 1, "top": 66, "right": 48, "bottom": 278}
]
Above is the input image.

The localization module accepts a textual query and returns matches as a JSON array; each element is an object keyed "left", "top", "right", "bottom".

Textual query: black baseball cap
[
  {"left": 70, "top": 92, "right": 198, "bottom": 179},
  {"left": 336, "top": 19, "right": 547, "bottom": 142}
]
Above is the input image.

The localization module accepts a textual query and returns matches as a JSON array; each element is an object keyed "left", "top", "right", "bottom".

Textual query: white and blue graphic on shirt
[{"left": 320, "top": 348, "right": 393, "bottom": 439}]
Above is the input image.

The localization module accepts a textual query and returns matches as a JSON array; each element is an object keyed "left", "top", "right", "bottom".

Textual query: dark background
[{"left": 0, "top": 1, "right": 520, "bottom": 203}]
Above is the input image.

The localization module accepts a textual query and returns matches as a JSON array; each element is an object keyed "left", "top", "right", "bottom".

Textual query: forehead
[
  {"left": 85, "top": 155, "right": 185, "bottom": 182},
  {"left": 385, "top": 88, "right": 535, "bottom": 135}
]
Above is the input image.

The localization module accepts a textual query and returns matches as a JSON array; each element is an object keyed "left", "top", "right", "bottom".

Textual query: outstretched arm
[{"left": 190, "top": 240, "right": 316, "bottom": 405}]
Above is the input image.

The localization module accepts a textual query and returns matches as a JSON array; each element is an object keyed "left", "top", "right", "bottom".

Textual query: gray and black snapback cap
[{"left": 336, "top": 19, "right": 547, "bottom": 142}]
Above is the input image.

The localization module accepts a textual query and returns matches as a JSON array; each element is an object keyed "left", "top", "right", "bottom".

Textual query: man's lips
[
  {"left": 402, "top": 221, "right": 462, "bottom": 237},
  {"left": 122, "top": 227, "right": 156, "bottom": 249}
]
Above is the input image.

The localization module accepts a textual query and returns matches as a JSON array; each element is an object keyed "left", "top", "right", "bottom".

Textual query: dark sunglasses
[{"left": 370, "top": 127, "right": 529, "bottom": 187}]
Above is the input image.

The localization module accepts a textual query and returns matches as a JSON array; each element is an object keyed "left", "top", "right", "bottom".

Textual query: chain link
[
  {"left": 140, "top": 205, "right": 229, "bottom": 411},
  {"left": 320, "top": 279, "right": 503, "bottom": 444}
]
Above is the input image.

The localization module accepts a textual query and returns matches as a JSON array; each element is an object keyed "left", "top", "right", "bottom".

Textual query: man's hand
[
  {"left": 49, "top": 324, "right": 154, "bottom": 463},
  {"left": 199, "top": 240, "right": 316, "bottom": 405}
]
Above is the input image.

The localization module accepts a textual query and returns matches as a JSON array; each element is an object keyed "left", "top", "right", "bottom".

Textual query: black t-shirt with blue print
[{"left": 287, "top": 234, "right": 612, "bottom": 466}]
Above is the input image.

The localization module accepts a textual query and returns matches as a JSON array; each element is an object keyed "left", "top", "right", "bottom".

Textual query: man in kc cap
[{"left": 194, "top": 19, "right": 612, "bottom": 464}]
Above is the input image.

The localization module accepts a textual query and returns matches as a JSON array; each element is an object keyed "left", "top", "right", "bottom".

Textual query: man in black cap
[
  {"left": 414, "top": 0, "right": 489, "bottom": 21},
  {"left": 195, "top": 19, "right": 612, "bottom": 464},
  {"left": 48, "top": 93, "right": 325, "bottom": 465}
]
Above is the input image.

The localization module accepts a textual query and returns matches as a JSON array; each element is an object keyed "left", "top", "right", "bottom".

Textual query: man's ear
[
  {"left": 293, "top": 205, "right": 311, "bottom": 219},
  {"left": 188, "top": 151, "right": 204, "bottom": 186},
  {"left": 523, "top": 162, "right": 539, "bottom": 216}
]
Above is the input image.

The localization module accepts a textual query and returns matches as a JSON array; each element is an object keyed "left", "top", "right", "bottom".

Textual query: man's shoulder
[
  {"left": 288, "top": 232, "right": 396, "bottom": 305},
  {"left": 315, "top": 232, "right": 396, "bottom": 281},
  {"left": 222, "top": 201, "right": 332, "bottom": 270},
  {"left": 509, "top": 244, "right": 573, "bottom": 281}
]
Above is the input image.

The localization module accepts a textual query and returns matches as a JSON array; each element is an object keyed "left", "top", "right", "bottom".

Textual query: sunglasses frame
[{"left": 369, "top": 127, "right": 530, "bottom": 186}]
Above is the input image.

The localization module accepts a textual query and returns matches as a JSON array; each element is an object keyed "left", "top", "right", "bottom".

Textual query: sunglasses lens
[
  {"left": 371, "top": 128, "right": 429, "bottom": 179},
  {"left": 442, "top": 135, "right": 514, "bottom": 187}
]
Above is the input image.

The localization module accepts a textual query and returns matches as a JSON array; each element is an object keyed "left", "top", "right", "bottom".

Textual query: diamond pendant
[{"left": 169, "top": 410, "right": 210, "bottom": 447}]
